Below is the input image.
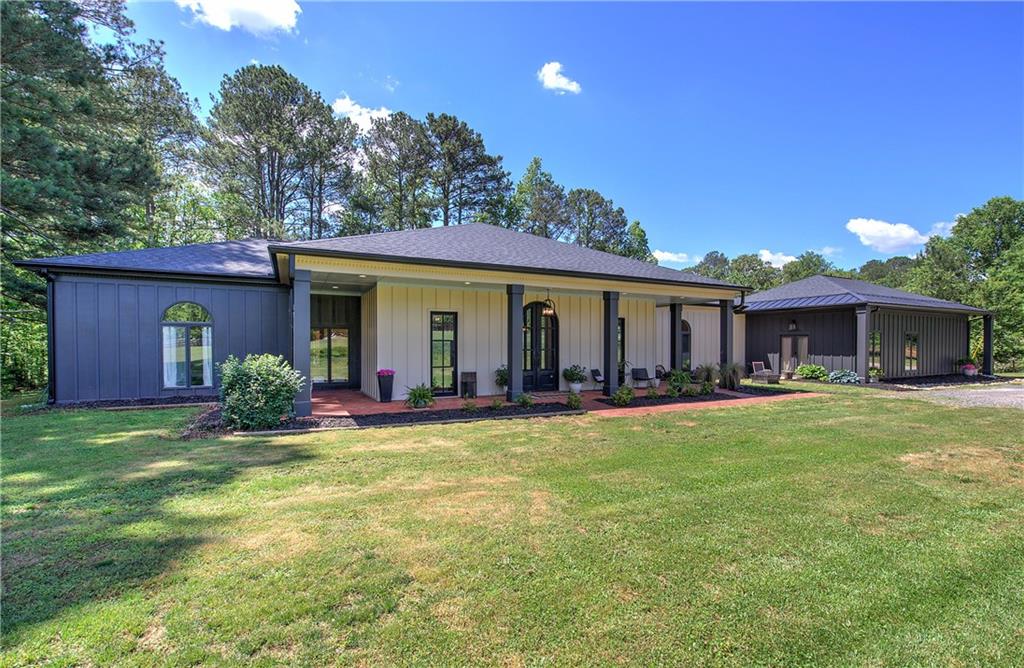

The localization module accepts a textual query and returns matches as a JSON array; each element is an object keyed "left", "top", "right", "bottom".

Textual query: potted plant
[
  {"left": 562, "top": 364, "right": 587, "bottom": 394},
  {"left": 955, "top": 357, "right": 975, "bottom": 373},
  {"left": 377, "top": 368, "right": 395, "bottom": 402},
  {"left": 495, "top": 364, "right": 509, "bottom": 391},
  {"left": 962, "top": 363, "right": 978, "bottom": 377},
  {"left": 868, "top": 367, "right": 884, "bottom": 383},
  {"left": 405, "top": 383, "right": 434, "bottom": 409}
]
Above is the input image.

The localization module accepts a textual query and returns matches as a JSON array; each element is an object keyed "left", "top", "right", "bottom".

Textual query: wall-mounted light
[
  {"left": 541, "top": 289, "right": 557, "bottom": 317},
  {"left": 464, "top": 281, "right": 472, "bottom": 285},
  {"left": 358, "top": 274, "right": 367, "bottom": 278},
  {"left": 788, "top": 320, "right": 798, "bottom": 331}
]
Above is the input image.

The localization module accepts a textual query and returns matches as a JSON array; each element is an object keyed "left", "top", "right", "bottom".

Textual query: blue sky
[{"left": 129, "top": 1, "right": 1023, "bottom": 270}]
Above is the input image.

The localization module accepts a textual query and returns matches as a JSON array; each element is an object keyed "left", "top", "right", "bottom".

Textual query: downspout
[{"left": 44, "top": 271, "right": 56, "bottom": 405}]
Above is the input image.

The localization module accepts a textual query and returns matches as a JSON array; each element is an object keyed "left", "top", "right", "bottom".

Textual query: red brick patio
[{"left": 312, "top": 388, "right": 823, "bottom": 417}]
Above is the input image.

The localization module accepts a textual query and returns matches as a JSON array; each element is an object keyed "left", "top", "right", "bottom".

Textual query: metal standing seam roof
[{"left": 740, "top": 274, "right": 988, "bottom": 314}]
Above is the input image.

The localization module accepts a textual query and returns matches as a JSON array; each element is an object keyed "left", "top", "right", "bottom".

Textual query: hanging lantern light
[{"left": 541, "top": 289, "right": 557, "bottom": 317}]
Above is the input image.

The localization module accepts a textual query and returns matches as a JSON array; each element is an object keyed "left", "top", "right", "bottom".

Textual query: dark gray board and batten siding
[
  {"left": 52, "top": 273, "right": 290, "bottom": 403},
  {"left": 744, "top": 306, "right": 972, "bottom": 378}
]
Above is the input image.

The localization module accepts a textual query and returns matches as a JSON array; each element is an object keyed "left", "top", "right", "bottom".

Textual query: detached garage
[{"left": 738, "top": 275, "right": 992, "bottom": 381}]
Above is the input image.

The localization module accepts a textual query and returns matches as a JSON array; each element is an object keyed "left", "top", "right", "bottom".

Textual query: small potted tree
[
  {"left": 377, "top": 368, "right": 395, "bottom": 402},
  {"left": 868, "top": 367, "right": 884, "bottom": 383},
  {"left": 562, "top": 364, "right": 587, "bottom": 394},
  {"left": 495, "top": 365, "right": 509, "bottom": 393}
]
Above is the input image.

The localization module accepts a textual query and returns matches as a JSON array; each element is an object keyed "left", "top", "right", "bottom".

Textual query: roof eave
[
  {"left": 268, "top": 245, "right": 750, "bottom": 293},
  {"left": 12, "top": 260, "right": 278, "bottom": 285}
]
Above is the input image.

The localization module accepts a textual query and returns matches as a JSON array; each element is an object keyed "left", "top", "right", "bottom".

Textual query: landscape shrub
[
  {"left": 718, "top": 362, "right": 742, "bottom": 390},
  {"left": 405, "top": 384, "right": 434, "bottom": 408},
  {"left": 566, "top": 391, "right": 583, "bottom": 410},
  {"left": 516, "top": 393, "right": 534, "bottom": 408},
  {"left": 646, "top": 385, "right": 659, "bottom": 399},
  {"left": 219, "top": 354, "right": 304, "bottom": 431},
  {"left": 665, "top": 383, "right": 680, "bottom": 399},
  {"left": 665, "top": 369, "right": 691, "bottom": 394},
  {"left": 796, "top": 364, "right": 828, "bottom": 380},
  {"left": 490, "top": 397, "right": 504, "bottom": 410},
  {"left": 828, "top": 369, "right": 860, "bottom": 384},
  {"left": 462, "top": 399, "right": 478, "bottom": 412},
  {"left": 494, "top": 365, "right": 509, "bottom": 389},
  {"left": 611, "top": 385, "right": 634, "bottom": 407},
  {"left": 699, "top": 381, "right": 716, "bottom": 395},
  {"left": 682, "top": 384, "right": 699, "bottom": 397},
  {"left": 694, "top": 364, "right": 718, "bottom": 385}
]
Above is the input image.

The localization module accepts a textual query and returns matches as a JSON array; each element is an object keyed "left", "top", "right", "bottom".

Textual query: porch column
[
  {"left": 855, "top": 305, "right": 869, "bottom": 382},
  {"left": 719, "top": 299, "right": 734, "bottom": 366},
  {"left": 506, "top": 284, "right": 524, "bottom": 401},
  {"left": 669, "top": 303, "right": 683, "bottom": 370},
  {"left": 291, "top": 269, "right": 312, "bottom": 416},
  {"left": 603, "top": 291, "right": 619, "bottom": 396},
  {"left": 982, "top": 314, "right": 994, "bottom": 375}
]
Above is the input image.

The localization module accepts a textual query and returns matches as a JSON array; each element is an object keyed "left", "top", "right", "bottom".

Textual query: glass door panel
[
  {"left": 310, "top": 329, "right": 330, "bottom": 382},
  {"left": 430, "top": 312, "right": 457, "bottom": 396},
  {"left": 329, "top": 329, "right": 349, "bottom": 382}
]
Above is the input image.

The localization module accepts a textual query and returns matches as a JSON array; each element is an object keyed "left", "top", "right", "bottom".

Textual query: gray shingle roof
[
  {"left": 271, "top": 223, "right": 740, "bottom": 289},
  {"left": 15, "top": 239, "right": 277, "bottom": 279},
  {"left": 742, "top": 275, "right": 987, "bottom": 314}
]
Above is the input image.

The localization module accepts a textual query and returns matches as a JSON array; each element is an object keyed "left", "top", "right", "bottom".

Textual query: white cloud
[
  {"left": 818, "top": 246, "right": 840, "bottom": 257},
  {"left": 758, "top": 249, "right": 797, "bottom": 268},
  {"left": 175, "top": 0, "right": 300, "bottom": 35},
  {"left": 845, "top": 217, "right": 952, "bottom": 253},
  {"left": 928, "top": 220, "right": 956, "bottom": 237},
  {"left": 331, "top": 94, "right": 392, "bottom": 132},
  {"left": 653, "top": 250, "right": 700, "bottom": 266},
  {"left": 382, "top": 75, "right": 400, "bottom": 93},
  {"left": 537, "top": 61, "right": 581, "bottom": 94}
]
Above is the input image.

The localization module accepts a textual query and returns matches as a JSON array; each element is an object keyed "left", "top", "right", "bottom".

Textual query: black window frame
[
  {"left": 868, "top": 330, "right": 882, "bottom": 370},
  {"left": 617, "top": 317, "right": 626, "bottom": 384},
  {"left": 904, "top": 332, "right": 919, "bottom": 372},
  {"left": 680, "top": 319, "right": 692, "bottom": 370},
  {"left": 430, "top": 311, "right": 458, "bottom": 396},
  {"left": 161, "top": 301, "right": 213, "bottom": 389},
  {"left": 310, "top": 327, "right": 350, "bottom": 385}
]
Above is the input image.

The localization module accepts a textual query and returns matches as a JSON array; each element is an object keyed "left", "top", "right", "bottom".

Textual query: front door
[
  {"left": 522, "top": 301, "right": 558, "bottom": 392},
  {"left": 430, "top": 312, "right": 458, "bottom": 396},
  {"left": 780, "top": 335, "right": 808, "bottom": 372}
]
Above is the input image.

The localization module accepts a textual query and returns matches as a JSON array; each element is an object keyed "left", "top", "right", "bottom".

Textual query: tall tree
[
  {"left": 566, "top": 188, "right": 627, "bottom": 252},
  {"left": 512, "top": 157, "right": 569, "bottom": 239},
  {"left": 296, "top": 110, "right": 358, "bottom": 239},
  {"left": 855, "top": 256, "right": 915, "bottom": 288},
  {"left": 781, "top": 251, "right": 835, "bottom": 283},
  {"left": 689, "top": 251, "right": 731, "bottom": 281},
  {"left": 202, "top": 64, "right": 328, "bottom": 238},
  {"left": 982, "top": 236, "right": 1024, "bottom": 368},
  {"left": 425, "top": 113, "right": 510, "bottom": 226},
  {"left": 728, "top": 254, "right": 782, "bottom": 291},
  {"left": 1, "top": 0, "right": 161, "bottom": 307},
  {"left": 620, "top": 220, "right": 657, "bottom": 263},
  {"left": 362, "top": 112, "right": 436, "bottom": 230}
]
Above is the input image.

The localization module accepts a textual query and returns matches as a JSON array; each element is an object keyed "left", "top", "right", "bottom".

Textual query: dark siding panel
[
  {"left": 744, "top": 308, "right": 856, "bottom": 373},
  {"left": 874, "top": 308, "right": 968, "bottom": 378},
  {"left": 51, "top": 275, "right": 289, "bottom": 403}
]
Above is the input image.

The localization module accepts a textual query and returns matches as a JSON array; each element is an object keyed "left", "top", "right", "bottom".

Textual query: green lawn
[{"left": 3, "top": 389, "right": 1023, "bottom": 666}]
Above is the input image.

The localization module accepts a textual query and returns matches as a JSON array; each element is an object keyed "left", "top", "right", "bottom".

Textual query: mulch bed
[
  {"left": 878, "top": 374, "right": 1008, "bottom": 389},
  {"left": 595, "top": 392, "right": 735, "bottom": 408},
  {"left": 732, "top": 385, "right": 804, "bottom": 396},
  {"left": 60, "top": 395, "right": 217, "bottom": 410},
  {"left": 183, "top": 401, "right": 580, "bottom": 437}
]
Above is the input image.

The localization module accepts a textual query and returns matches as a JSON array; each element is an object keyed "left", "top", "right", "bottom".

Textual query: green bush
[
  {"left": 796, "top": 363, "right": 828, "bottom": 380},
  {"left": 694, "top": 364, "right": 718, "bottom": 385},
  {"left": 665, "top": 383, "right": 680, "bottom": 399},
  {"left": 494, "top": 365, "right": 509, "bottom": 389},
  {"left": 516, "top": 393, "right": 534, "bottom": 408},
  {"left": 682, "top": 384, "right": 699, "bottom": 397},
  {"left": 405, "top": 384, "right": 434, "bottom": 408},
  {"left": 611, "top": 385, "right": 634, "bottom": 407},
  {"left": 718, "top": 362, "right": 742, "bottom": 390},
  {"left": 828, "top": 369, "right": 860, "bottom": 384},
  {"left": 646, "top": 385, "right": 659, "bottom": 399},
  {"left": 665, "top": 369, "right": 691, "bottom": 394},
  {"left": 462, "top": 399, "right": 478, "bottom": 412},
  {"left": 219, "top": 354, "right": 304, "bottom": 431},
  {"left": 562, "top": 364, "right": 587, "bottom": 384},
  {"left": 565, "top": 391, "right": 583, "bottom": 410},
  {"left": 490, "top": 397, "right": 505, "bottom": 410},
  {"left": 699, "top": 381, "right": 716, "bottom": 395}
]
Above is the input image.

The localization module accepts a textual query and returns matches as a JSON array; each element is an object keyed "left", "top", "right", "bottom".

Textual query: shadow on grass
[{"left": 1, "top": 409, "right": 312, "bottom": 639}]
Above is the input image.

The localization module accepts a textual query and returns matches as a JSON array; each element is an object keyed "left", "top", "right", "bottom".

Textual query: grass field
[{"left": 3, "top": 386, "right": 1023, "bottom": 666}]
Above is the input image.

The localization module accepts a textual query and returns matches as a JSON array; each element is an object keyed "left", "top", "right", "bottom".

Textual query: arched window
[
  {"left": 680, "top": 319, "right": 692, "bottom": 370},
  {"left": 162, "top": 302, "right": 212, "bottom": 388}
]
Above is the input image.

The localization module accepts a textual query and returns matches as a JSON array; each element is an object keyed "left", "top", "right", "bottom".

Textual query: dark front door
[
  {"left": 522, "top": 301, "right": 558, "bottom": 392},
  {"left": 430, "top": 312, "right": 458, "bottom": 396}
]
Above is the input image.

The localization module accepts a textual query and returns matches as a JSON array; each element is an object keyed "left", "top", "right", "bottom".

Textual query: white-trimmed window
[{"left": 162, "top": 302, "right": 212, "bottom": 388}]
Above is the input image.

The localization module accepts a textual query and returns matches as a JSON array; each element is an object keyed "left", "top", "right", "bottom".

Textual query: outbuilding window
[
  {"left": 868, "top": 330, "right": 881, "bottom": 370},
  {"left": 162, "top": 302, "right": 212, "bottom": 388},
  {"left": 903, "top": 332, "right": 919, "bottom": 372}
]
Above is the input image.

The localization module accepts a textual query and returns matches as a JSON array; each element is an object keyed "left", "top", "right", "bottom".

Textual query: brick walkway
[{"left": 312, "top": 388, "right": 824, "bottom": 417}]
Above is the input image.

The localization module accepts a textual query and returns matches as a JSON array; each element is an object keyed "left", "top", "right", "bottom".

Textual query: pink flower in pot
[{"left": 962, "top": 363, "right": 978, "bottom": 377}]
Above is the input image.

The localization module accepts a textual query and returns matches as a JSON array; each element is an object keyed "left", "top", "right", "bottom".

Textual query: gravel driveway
[{"left": 911, "top": 383, "right": 1024, "bottom": 410}]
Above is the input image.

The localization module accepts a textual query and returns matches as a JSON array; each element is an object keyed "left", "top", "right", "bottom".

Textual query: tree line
[{"left": 686, "top": 196, "right": 1024, "bottom": 368}]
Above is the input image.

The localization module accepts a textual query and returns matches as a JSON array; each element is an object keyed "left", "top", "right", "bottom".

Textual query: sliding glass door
[{"left": 310, "top": 328, "right": 349, "bottom": 384}]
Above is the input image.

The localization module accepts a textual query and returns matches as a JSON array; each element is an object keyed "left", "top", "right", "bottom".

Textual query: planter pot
[
  {"left": 963, "top": 368, "right": 978, "bottom": 377},
  {"left": 568, "top": 382, "right": 583, "bottom": 394},
  {"left": 782, "top": 371, "right": 794, "bottom": 380},
  {"left": 377, "top": 375, "right": 394, "bottom": 402}
]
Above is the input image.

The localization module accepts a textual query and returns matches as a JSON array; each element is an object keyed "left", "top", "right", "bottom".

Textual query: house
[
  {"left": 15, "top": 224, "right": 747, "bottom": 414},
  {"left": 737, "top": 275, "right": 993, "bottom": 380}
]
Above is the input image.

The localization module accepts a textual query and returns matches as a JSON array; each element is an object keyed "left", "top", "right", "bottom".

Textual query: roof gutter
[
  {"left": 266, "top": 245, "right": 752, "bottom": 294},
  {"left": 12, "top": 261, "right": 280, "bottom": 286}
]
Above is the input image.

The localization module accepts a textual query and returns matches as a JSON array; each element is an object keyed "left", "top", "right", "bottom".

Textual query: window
[
  {"left": 162, "top": 302, "right": 212, "bottom": 388},
  {"left": 430, "top": 312, "right": 457, "bottom": 396},
  {"left": 310, "top": 328, "right": 349, "bottom": 384},
  {"left": 680, "top": 319, "right": 692, "bottom": 370},
  {"left": 617, "top": 317, "right": 626, "bottom": 383},
  {"left": 868, "top": 330, "right": 881, "bottom": 370},
  {"left": 904, "top": 332, "right": 919, "bottom": 372}
]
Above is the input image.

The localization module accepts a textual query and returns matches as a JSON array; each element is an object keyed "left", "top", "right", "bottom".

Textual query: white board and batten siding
[
  {"left": 655, "top": 305, "right": 746, "bottom": 371},
  {"left": 366, "top": 281, "right": 658, "bottom": 400}
]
